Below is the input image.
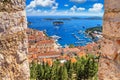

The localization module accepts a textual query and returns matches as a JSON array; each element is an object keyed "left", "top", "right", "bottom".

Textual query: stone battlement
[{"left": 0, "top": 0, "right": 30, "bottom": 80}]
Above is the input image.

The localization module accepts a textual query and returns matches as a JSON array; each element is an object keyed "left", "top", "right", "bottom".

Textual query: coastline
[{"left": 27, "top": 16, "right": 102, "bottom": 47}]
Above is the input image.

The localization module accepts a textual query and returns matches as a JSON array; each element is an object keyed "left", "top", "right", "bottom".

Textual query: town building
[{"left": 27, "top": 28, "right": 61, "bottom": 62}]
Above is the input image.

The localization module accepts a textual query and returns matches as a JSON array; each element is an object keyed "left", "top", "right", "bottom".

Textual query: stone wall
[
  {"left": 0, "top": 0, "right": 30, "bottom": 80},
  {"left": 99, "top": 0, "right": 120, "bottom": 80},
  {"left": 103, "top": 0, "right": 120, "bottom": 39}
]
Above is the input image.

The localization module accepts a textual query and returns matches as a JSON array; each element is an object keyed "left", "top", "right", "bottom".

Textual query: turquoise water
[{"left": 27, "top": 16, "right": 102, "bottom": 47}]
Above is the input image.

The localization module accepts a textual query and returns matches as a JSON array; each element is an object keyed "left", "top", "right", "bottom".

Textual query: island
[{"left": 53, "top": 21, "right": 64, "bottom": 26}]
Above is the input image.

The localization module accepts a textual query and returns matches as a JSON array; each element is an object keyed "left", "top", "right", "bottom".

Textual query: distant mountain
[
  {"left": 71, "top": 16, "right": 102, "bottom": 20},
  {"left": 43, "top": 16, "right": 102, "bottom": 21},
  {"left": 43, "top": 18, "right": 71, "bottom": 21},
  {"left": 85, "top": 16, "right": 103, "bottom": 20}
]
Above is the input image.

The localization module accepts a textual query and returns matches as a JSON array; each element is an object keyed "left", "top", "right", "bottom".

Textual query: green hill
[{"left": 85, "top": 26, "right": 102, "bottom": 34}]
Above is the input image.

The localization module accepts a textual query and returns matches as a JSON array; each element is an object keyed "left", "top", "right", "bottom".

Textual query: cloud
[
  {"left": 70, "top": 5, "right": 77, "bottom": 12},
  {"left": 26, "top": 0, "right": 58, "bottom": 9},
  {"left": 26, "top": 9, "right": 103, "bottom": 16},
  {"left": 26, "top": 1, "right": 36, "bottom": 9},
  {"left": 26, "top": 8, "right": 42, "bottom": 16},
  {"left": 70, "top": 0, "right": 86, "bottom": 3},
  {"left": 51, "top": 3, "right": 58, "bottom": 10},
  {"left": 26, "top": 0, "right": 103, "bottom": 16},
  {"left": 77, "top": 7, "right": 85, "bottom": 11},
  {"left": 64, "top": 4, "right": 69, "bottom": 7},
  {"left": 88, "top": 3, "right": 103, "bottom": 12},
  {"left": 26, "top": 0, "right": 58, "bottom": 15},
  {"left": 70, "top": 5, "right": 85, "bottom": 12}
]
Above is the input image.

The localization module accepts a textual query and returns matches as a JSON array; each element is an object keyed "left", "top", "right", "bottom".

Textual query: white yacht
[{"left": 51, "top": 35, "right": 61, "bottom": 41}]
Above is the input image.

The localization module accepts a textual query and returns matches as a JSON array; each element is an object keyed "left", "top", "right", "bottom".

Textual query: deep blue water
[{"left": 27, "top": 16, "right": 102, "bottom": 47}]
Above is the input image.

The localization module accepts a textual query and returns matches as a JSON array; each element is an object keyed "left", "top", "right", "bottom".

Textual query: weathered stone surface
[
  {"left": 0, "top": 11, "right": 27, "bottom": 35},
  {"left": 103, "top": 12, "right": 120, "bottom": 39},
  {"left": 99, "top": 38, "right": 120, "bottom": 61},
  {"left": 99, "top": 58, "right": 120, "bottom": 80},
  {"left": 0, "top": 32, "right": 30, "bottom": 80},
  {"left": 99, "top": 0, "right": 120, "bottom": 80},
  {"left": 0, "top": 0, "right": 25, "bottom": 12},
  {"left": 103, "top": 0, "right": 120, "bottom": 38},
  {"left": 0, "top": 27, "right": 4, "bottom": 33},
  {"left": 105, "top": 0, "right": 120, "bottom": 12},
  {"left": 0, "top": 0, "right": 30, "bottom": 80}
]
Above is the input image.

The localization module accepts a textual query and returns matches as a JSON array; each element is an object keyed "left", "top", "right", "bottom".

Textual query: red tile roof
[
  {"left": 28, "top": 48, "right": 39, "bottom": 52},
  {"left": 63, "top": 47, "right": 80, "bottom": 53},
  {"left": 28, "top": 52, "right": 61, "bottom": 60},
  {"left": 77, "top": 51, "right": 86, "bottom": 57},
  {"left": 37, "top": 39, "right": 54, "bottom": 45},
  {"left": 28, "top": 35, "right": 35, "bottom": 40},
  {"left": 37, "top": 52, "right": 61, "bottom": 58}
]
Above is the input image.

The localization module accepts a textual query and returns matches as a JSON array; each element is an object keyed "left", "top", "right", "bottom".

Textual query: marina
[{"left": 28, "top": 16, "right": 102, "bottom": 46}]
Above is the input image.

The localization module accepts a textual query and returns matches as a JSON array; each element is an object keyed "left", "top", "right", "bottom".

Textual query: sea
[{"left": 27, "top": 16, "right": 102, "bottom": 47}]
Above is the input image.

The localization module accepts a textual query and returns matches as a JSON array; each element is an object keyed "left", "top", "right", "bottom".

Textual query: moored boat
[{"left": 51, "top": 35, "right": 61, "bottom": 41}]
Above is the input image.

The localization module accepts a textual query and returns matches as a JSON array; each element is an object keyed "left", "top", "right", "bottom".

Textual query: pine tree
[
  {"left": 30, "top": 55, "right": 98, "bottom": 80},
  {"left": 30, "top": 62, "right": 37, "bottom": 79},
  {"left": 50, "top": 62, "right": 59, "bottom": 80},
  {"left": 43, "top": 63, "right": 51, "bottom": 80},
  {"left": 58, "top": 66, "right": 68, "bottom": 80},
  {"left": 68, "top": 61, "right": 74, "bottom": 80},
  {"left": 36, "top": 64, "right": 44, "bottom": 80}
]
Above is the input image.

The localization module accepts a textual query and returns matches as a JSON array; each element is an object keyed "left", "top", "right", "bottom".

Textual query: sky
[{"left": 26, "top": 0, "right": 104, "bottom": 16}]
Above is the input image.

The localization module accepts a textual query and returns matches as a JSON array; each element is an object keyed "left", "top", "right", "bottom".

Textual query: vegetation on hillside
[
  {"left": 30, "top": 54, "right": 99, "bottom": 80},
  {"left": 85, "top": 26, "right": 102, "bottom": 42},
  {"left": 69, "top": 44, "right": 75, "bottom": 48},
  {"left": 85, "top": 26, "right": 102, "bottom": 34}
]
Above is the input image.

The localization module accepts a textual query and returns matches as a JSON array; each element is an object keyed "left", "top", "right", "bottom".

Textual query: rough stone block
[
  {"left": 105, "top": 0, "right": 120, "bottom": 12},
  {"left": 103, "top": 12, "right": 120, "bottom": 39},
  {"left": 0, "top": 0, "right": 29, "bottom": 80},
  {"left": 0, "top": 0, "right": 25, "bottom": 12},
  {"left": 0, "top": 11, "right": 27, "bottom": 34},
  {"left": 99, "top": 1, "right": 120, "bottom": 80},
  {"left": 103, "top": 20, "right": 120, "bottom": 39}
]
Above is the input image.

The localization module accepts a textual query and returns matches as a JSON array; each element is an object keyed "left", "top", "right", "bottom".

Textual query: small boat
[
  {"left": 78, "top": 39, "right": 85, "bottom": 41},
  {"left": 73, "top": 35, "right": 80, "bottom": 40},
  {"left": 84, "top": 36, "right": 88, "bottom": 39},
  {"left": 53, "top": 21, "right": 64, "bottom": 26},
  {"left": 51, "top": 35, "right": 61, "bottom": 41},
  {"left": 75, "top": 41, "right": 86, "bottom": 44},
  {"left": 71, "top": 33, "right": 75, "bottom": 35},
  {"left": 78, "top": 30, "right": 84, "bottom": 34},
  {"left": 27, "top": 22, "right": 32, "bottom": 26}
]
